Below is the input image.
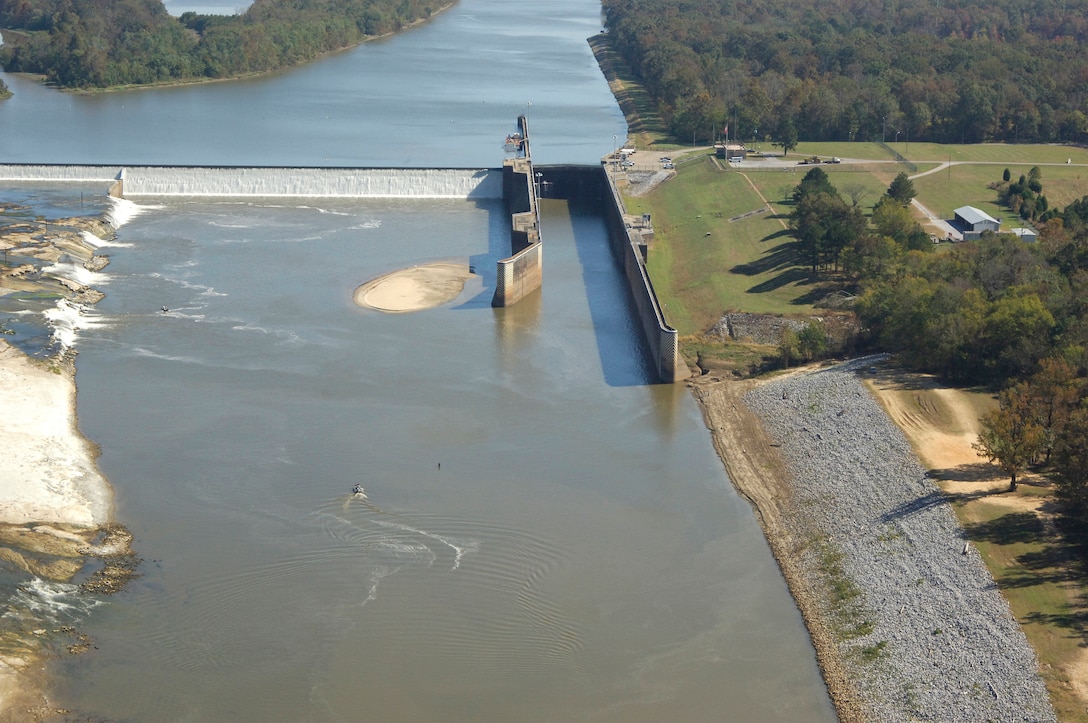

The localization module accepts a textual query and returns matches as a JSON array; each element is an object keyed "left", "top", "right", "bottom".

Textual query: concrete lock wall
[
  {"left": 492, "top": 161, "right": 541, "bottom": 307},
  {"left": 594, "top": 165, "right": 685, "bottom": 383},
  {"left": 492, "top": 115, "right": 543, "bottom": 308}
]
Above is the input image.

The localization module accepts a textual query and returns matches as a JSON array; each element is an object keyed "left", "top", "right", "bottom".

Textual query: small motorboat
[{"left": 352, "top": 484, "right": 366, "bottom": 497}]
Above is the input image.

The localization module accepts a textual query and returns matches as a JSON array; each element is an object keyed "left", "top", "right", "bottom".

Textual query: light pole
[
  {"left": 882, "top": 116, "right": 886, "bottom": 144},
  {"left": 895, "top": 130, "right": 901, "bottom": 146},
  {"left": 612, "top": 134, "right": 618, "bottom": 183}
]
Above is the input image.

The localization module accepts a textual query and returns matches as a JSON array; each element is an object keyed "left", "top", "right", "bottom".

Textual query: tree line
[
  {"left": 0, "top": 0, "right": 449, "bottom": 89},
  {"left": 601, "top": 0, "right": 1088, "bottom": 146},
  {"left": 782, "top": 164, "right": 1088, "bottom": 524}
]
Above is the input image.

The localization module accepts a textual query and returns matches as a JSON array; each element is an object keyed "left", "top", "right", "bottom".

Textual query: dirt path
[
  {"left": 737, "top": 172, "right": 788, "bottom": 230},
  {"left": 863, "top": 370, "right": 1042, "bottom": 512}
]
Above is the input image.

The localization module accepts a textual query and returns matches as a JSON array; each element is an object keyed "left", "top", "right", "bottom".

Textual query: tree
[
  {"left": 1026, "top": 357, "right": 1082, "bottom": 463},
  {"left": 973, "top": 384, "right": 1045, "bottom": 491},
  {"left": 1052, "top": 405, "right": 1088, "bottom": 518},
  {"left": 791, "top": 166, "right": 836, "bottom": 204},
  {"left": 871, "top": 195, "right": 922, "bottom": 248},
  {"left": 1003, "top": 168, "right": 1011, "bottom": 183},
  {"left": 981, "top": 289, "right": 1055, "bottom": 381},
  {"left": 790, "top": 191, "right": 865, "bottom": 272},
  {"left": 797, "top": 321, "right": 829, "bottom": 361},
  {"left": 886, "top": 172, "right": 917, "bottom": 206},
  {"left": 773, "top": 117, "right": 798, "bottom": 157},
  {"left": 778, "top": 327, "right": 800, "bottom": 368}
]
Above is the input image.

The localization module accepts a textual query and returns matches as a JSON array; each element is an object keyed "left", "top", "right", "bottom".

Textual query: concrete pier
[{"left": 492, "top": 115, "right": 543, "bottom": 308}]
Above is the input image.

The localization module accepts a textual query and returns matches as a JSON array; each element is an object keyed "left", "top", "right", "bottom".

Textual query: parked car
[{"left": 621, "top": 160, "right": 635, "bottom": 167}]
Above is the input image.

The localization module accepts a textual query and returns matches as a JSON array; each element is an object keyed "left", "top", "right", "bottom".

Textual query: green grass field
[{"left": 624, "top": 142, "right": 1088, "bottom": 338}]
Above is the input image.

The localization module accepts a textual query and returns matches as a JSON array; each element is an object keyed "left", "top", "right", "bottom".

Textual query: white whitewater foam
[
  {"left": 81, "top": 229, "right": 133, "bottom": 249},
  {"left": 43, "top": 299, "right": 108, "bottom": 349},
  {"left": 106, "top": 197, "right": 161, "bottom": 229},
  {"left": 44, "top": 261, "right": 110, "bottom": 286},
  {"left": 4, "top": 578, "right": 103, "bottom": 625},
  {"left": 121, "top": 167, "right": 504, "bottom": 199}
]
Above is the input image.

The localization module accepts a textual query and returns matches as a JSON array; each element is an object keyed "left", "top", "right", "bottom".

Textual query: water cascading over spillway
[{"left": 0, "top": 165, "right": 504, "bottom": 199}]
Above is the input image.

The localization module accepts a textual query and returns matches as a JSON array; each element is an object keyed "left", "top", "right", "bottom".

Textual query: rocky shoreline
[
  {"left": 0, "top": 201, "right": 136, "bottom": 720},
  {"left": 694, "top": 359, "right": 1056, "bottom": 722}
]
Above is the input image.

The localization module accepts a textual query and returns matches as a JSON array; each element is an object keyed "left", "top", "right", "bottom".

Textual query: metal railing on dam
[{"left": 0, "top": 164, "right": 503, "bottom": 199}]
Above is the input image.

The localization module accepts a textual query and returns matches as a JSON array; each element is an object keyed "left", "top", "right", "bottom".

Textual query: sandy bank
[
  {"left": 353, "top": 262, "right": 475, "bottom": 313},
  {"left": 0, "top": 343, "right": 111, "bottom": 526}
]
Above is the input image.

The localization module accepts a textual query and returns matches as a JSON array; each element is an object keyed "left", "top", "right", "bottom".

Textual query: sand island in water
[{"left": 353, "top": 262, "right": 475, "bottom": 313}]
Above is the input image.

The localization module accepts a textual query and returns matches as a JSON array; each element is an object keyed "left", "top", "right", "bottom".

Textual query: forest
[
  {"left": 602, "top": 0, "right": 1088, "bottom": 146},
  {"left": 0, "top": 0, "right": 449, "bottom": 89}
]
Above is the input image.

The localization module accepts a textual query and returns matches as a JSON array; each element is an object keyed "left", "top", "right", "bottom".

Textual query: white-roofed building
[
  {"left": 1008, "top": 227, "right": 1038, "bottom": 243},
  {"left": 954, "top": 206, "right": 1000, "bottom": 240}
]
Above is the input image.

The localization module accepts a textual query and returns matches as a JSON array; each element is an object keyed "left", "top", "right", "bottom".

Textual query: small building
[
  {"left": 1008, "top": 227, "right": 1038, "bottom": 243},
  {"left": 954, "top": 206, "right": 1000, "bottom": 240},
  {"left": 714, "top": 142, "right": 747, "bottom": 160}
]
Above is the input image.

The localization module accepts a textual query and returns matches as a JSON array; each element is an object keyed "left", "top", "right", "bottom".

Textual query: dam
[{"left": 0, "top": 119, "right": 682, "bottom": 382}]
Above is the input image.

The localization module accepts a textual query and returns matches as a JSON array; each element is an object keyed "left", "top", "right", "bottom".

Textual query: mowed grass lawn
[
  {"left": 623, "top": 157, "right": 817, "bottom": 335},
  {"left": 626, "top": 142, "right": 1088, "bottom": 338}
]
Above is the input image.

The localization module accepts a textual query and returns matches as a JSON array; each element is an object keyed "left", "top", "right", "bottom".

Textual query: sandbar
[
  {"left": 354, "top": 262, "right": 475, "bottom": 313},
  {"left": 0, "top": 343, "right": 112, "bottom": 527}
]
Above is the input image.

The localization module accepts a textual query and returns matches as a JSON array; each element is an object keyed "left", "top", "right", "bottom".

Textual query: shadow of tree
[
  {"left": 957, "top": 509, "right": 1088, "bottom": 639},
  {"left": 964, "top": 511, "right": 1045, "bottom": 545},
  {"left": 791, "top": 281, "right": 845, "bottom": 306},
  {"left": 730, "top": 239, "right": 802, "bottom": 278},
  {"left": 1022, "top": 608, "right": 1088, "bottom": 634},
  {"left": 747, "top": 267, "right": 812, "bottom": 294},
  {"left": 880, "top": 490, "right": 949, "bottom": 523},
  {"left": 929, "top": 462, "right": 1003, "bottom": 483}
]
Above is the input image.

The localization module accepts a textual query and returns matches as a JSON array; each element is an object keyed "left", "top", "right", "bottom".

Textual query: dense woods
[
  {"left": 602, "top": 0, "right": 1088, "bottom": 146},
  {"left": 0, "top": 0, "right": 448, "bottom": 88}
]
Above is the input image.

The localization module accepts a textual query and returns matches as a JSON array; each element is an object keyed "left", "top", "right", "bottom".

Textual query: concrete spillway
[{"left": 0, "top": 165, "right": 503, "bottom": 199}]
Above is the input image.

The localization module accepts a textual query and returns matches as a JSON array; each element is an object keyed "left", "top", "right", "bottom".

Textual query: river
[{"left": 0, "top": 0, "right": 837, "bottom": 719}]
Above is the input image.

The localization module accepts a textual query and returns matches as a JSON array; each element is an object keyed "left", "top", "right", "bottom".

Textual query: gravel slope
[{"left": 745, "top": 359, "right": 1055, "bottom": 722}]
